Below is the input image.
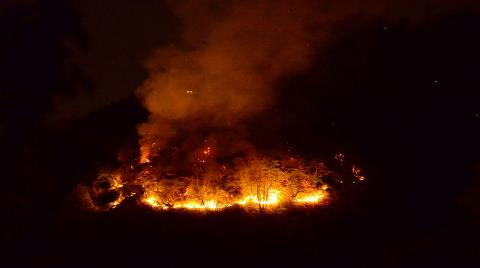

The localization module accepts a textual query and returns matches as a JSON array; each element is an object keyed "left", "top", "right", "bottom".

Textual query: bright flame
[
  {"left": 97, "top": 182, "right": 332, "bottom": 212},
  {"left": 352, "top": 165, "right": 366, "bottom": 181},
  {"left": 82, "top": 155, "right": 364, "bottom": 212},
  {"left": 203, "top": 146, "right": 212, "bottom": 155},
  {"left": 110, "top": 176, "right": 124, "bottom": 190},
  {"left": 110, "top": 196, "right": 125, "bottom": 208},
  {"left": 173, "top": 199, "right": 225, "bottom": 210},
  {"left": 294, "top": 190, "right": 326, "bottom": 203},
  {"left": 143, "top": 195, "right": 161, "bottom": 208},
  {"left": 140, "top": 190, "right": 286, "bottom": 211},
  {"left": 140, "top": 151, "right": 151, "bottom": 164},
  {"left": 237, "top": 189, "right": 281, "bottom": 206}
]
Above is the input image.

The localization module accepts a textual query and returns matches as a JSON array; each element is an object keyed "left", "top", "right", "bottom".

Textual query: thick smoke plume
[
  {"left": 80, "top": 0, "right": 475, "bottom": 212},
  {"left": 136, "top": 0, "right": 325, "bottom": 162},
  {"left": 136, "top": 0, "right": 476, "bottom": 163}
]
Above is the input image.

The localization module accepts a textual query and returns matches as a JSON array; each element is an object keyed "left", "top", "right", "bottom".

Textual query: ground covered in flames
[{"left": 78, "top": 144, "right": 365, "bottom": 213}]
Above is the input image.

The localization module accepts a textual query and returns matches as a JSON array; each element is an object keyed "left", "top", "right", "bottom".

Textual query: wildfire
[
  {"left": 237, "top": 189, "right": 281, "bottom": 206},
  {"left": 173, "top": 199, "right": 225, "bottom": 210},
  {"left": 294, "top": 190, "right": 326, "bottom": 203},
  {"left": 139, "top": 188, "right": 324, "bottom": 212},
  {"left": 81, "top": 0, "right": 371, "bottom": 216},
  {"left": 143, "top": 195, "right": 161, "bottom": 208},
  {"left": 80, "top": 150, "right": 364, "bottom": 213},
  {"left": 139, "top": 151, "right": 150, "bottom": 164}
]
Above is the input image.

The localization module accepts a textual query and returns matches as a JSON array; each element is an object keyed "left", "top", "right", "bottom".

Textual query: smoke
[
  {"left": 136, "top": 0, "right": 327, "bottom": 161},
  {"left": 135, "top": 0, "right": 478, "bottom": 162}
]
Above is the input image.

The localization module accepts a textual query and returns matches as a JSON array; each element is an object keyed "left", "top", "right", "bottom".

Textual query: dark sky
[
  {"left": 49, "top": 0, "right": 179, "bottom": 122},
  {"left": 46, "top": 0, "right": 480, "bottom": 122}
]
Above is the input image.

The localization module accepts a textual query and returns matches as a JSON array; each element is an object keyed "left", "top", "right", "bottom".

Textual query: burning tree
[
  {"left": 141, "top": 176, "right": 187, "bottom": 209},
  {"left": 77, "top": 146, "right": 366, "bottom": 213},
  {"left": 72, "top": 1, "right": 368, "bottom": 214},
  {"left": 184, "top": 166, "right": 231, "bottom": 210},
  {"left": 236, "top": 157, "right": 285, "bottom": 211}
]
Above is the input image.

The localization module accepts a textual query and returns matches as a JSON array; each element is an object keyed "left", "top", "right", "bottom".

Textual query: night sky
[{"left": 2, "top": 1, "right": 480, "bottom": 267}]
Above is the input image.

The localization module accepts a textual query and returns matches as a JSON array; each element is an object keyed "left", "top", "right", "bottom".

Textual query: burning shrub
[
  {"left": 78, "top": 147, "right": 365, "bottom": 213},
  {"left": 77, "top": 172, "right": 125, "bottom": 211}
]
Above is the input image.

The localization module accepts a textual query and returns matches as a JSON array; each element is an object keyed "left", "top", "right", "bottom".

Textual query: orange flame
[
  {"left": 139, "top": 188, "right": 326, "bottom": 212},
  {"left": 81, "top": 154, "right": 365, "bottom": 213}
]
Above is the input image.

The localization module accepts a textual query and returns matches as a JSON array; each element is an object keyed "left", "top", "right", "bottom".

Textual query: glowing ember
[
  {"left": 353, "top": 165, "right": 366, "bottom": 181},
  {"left": 203, "top": 146, "right": 211, "bottom": 155}
]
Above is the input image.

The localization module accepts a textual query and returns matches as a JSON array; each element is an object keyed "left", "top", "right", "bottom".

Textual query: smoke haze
[{"left": 136, "top": 0, "right": 478, "bottom": 161}]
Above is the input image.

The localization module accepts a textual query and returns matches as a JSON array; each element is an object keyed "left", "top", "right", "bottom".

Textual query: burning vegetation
[
  {"left": 76, "top": 0, "right": 367, "bottom": 213},
  {"left": 78, "top": 142, "right": 365, "bottom": 213}
]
